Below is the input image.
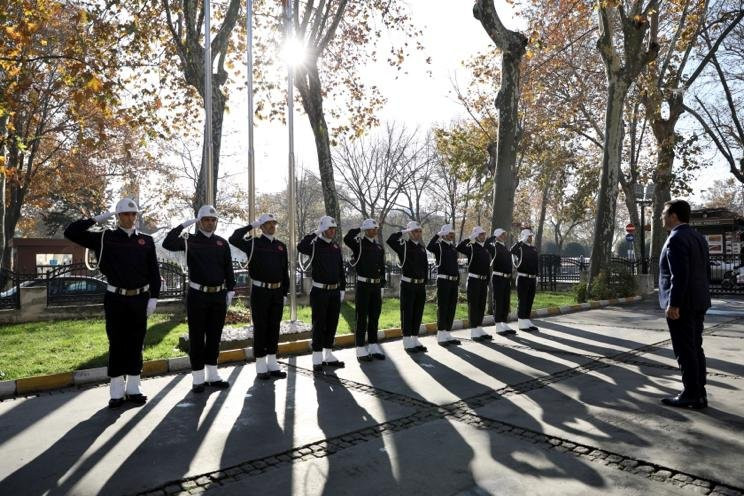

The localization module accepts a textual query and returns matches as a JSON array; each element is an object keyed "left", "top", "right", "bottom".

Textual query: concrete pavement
[{"left": 1, "top": 297, "right": 743, "bottom": 495}]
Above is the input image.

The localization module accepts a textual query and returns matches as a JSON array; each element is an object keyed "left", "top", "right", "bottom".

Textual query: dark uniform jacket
[
  {"left": 229, "top": 225, "right": 290, "bottom": 295},
  {"left": 163, "top": 225, "right": 235, "bottom": 290},
  {"left": 64, "top": 219, "right": 161, "bottom": 297},
  {"left": 486, "top": 237, "right": 512, "bottom": 275},
  {"left": 457, "top": 239, "right": 492, "bottom": 276},
  {"left": 426, "top": 235, "right": 460, "bottom": 278},
  {"left": 386, "top": 232, "right": 428, "bottom": 282},
  {"left": 511, "top": 241, "right": 538, "bottom": 276},
  {"left": 658, "top": 223, "right": 711, "bottom": 311},
  {"left": 298, "top": 233, "right": 345, "bottom": 290},
  {"left": 343, "top": 229, "right": 386, "bottom": 286}
]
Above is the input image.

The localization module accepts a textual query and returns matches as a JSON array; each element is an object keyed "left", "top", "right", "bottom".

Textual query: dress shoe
[
  {"left": 405, "top": 347, "right": 420, "bottom": 354},
  {"left": 257, "top": 372, "right": 271, "bottom": 380},
  {"left": 125, "top": 393, "right": 147, "bottom": 406},
  {"left": 473, "top": 334, "right": 493, "bottom": 342},
  {"left": 108, "top": 397, "right": 126, "bottom": 408},
  {"left": 371, "top": 353, "right": 386, "bottom": 360},
  {"left": 528, "top": 326, "right": 539, "bottom": 332},
  {"left": 206, "top": 380, "right": 230, "bottom": 389},
  {"left": 357, "top": 355, "right": 373, "bottom": 363},
  {"left": 312, "top": 364, "right": 324, "bottom": 373},
  {"left": 661, "top": 394, "right": 707, "bottom": 409},
  {"left": 498, "top": 329, "right": 517, "bottom": 336},
  {"left": 323, "top": 360, "right": 345, "bottom": 368},
  {"left": 269, "top": 370, "right": 287, "bottom": 379},
  {"left": 192, "top": 384, "right": 205, "bottom": 393},
  {"left": 415, "top": 345, "right": 428, "bottom": 353},
  {"left": 448, "top": 338, "right": 461, "bottom": 345}
]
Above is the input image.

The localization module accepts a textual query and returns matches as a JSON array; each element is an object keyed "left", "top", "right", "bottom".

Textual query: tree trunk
[
  {"left": 589, "top": 80, "right": 627, "bottom": 279},
  {"left": 0, "top": 114, "right": 7, "bottom": 270},
  {"left": 296, "top": 63, "right": 341, "bottom": 239},
  {"left": 535, "top": 180, "right": 551, "bottom": 252},
  {"left": 620, "top": 181, "right": 643, "bottom": 257},
  {"left": 193, "top": 87, "right": 225, "bottom": 212}
]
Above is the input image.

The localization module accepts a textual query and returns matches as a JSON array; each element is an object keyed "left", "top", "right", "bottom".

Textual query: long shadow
[
  {"left": 0, "top": 391, "right": 76, "bottom": 447},
  {"left": 0, "top": 375, "right": 182, "bottom": 496},
  {"left": 97, "top": 367, "right": 241, "bottom": 496}
]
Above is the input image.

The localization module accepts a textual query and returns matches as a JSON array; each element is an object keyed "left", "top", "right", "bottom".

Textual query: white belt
[
  {"left": 252, "top": 280, "right": 282, "bottom": 289},
  {"left": 437, "top": 274, "right": 458, "bottom": 281},
  {"left": 189, "top": 282, "right": 226, "bottom": 293},
  {"left": 312, "top": 281, "right": 340, "bottom": 290},
  {"left": 401, "top": 276, "right": 425, "bottom": 284},
  {"left": 106, "top": 284, "right": 149, "bottom": 296},
  {"left": 468, "top": 273, "right": 488, "bottom": 280},
  {"left": 492, "top": 271, "right": 511, "bottom": 278},
  {"left": 357, "top": 276, "right": 381, "bottom": 284},
  {"left": 517, "top": 272, "right": 537, "bottom": 279}
]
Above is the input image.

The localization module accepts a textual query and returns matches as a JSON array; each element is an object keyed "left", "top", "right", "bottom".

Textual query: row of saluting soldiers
[{"left": 64, "top": 199, "right": 539, "bottom": 408}]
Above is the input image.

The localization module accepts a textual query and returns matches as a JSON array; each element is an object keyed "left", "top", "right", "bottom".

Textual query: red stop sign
[{"left": 626, "top": 223, "right": 636, "bottom": 234}]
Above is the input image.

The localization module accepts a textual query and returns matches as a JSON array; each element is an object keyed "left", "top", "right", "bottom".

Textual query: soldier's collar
[
  {"left": 364, "top": 235, "right": 377, "bottom": 243},
  {"left": 118, "top": 226, "right": 138, "bottom": 237},
  {"left": 198, "top": 229, "right": 214, "bottom": 238},
  {"left": 262, "top": 233, "right": 275, "bottom": 242},
  {"left": 319, "top": 235, "right": 332, "bottom": 243},
  {"left": 440, "top": 238, "right": 452, "bottom": 245}
]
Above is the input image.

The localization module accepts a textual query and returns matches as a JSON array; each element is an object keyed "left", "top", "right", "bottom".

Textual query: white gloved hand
[
  {"left": 314, "top": 230, "right": 322, "bottom": 238},
  {"left": 146, "top": 298, "right": 157, "bottom": 317},
  {"left": 380, "top": 287, "right": 384, "bottom": 298},
  {"left": 225, "top": 290, "right": 235, "bottom": 307},
  {"left": 94, "top": 211, "right": 114, "bottom": 223},
  {"left": 339, "top": 290, "right": 345, "bottom": 302},
  {"left": 182, "top": 218, "right": 197, "bottom": 228},
  {"left": 250, "top": 220, "right": 261, "bottom": 229},
  {"left": 283, "top": 296, "right": 288, "bottom": 306}
]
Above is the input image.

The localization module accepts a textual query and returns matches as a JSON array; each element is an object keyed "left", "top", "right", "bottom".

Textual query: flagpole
[
  {"left": 204, "top": 0, "right": 214, "bottom": 205},
  {"left": 285, "top": 0, "right": 297, "bottom": 322},
  {"left": 246, "top": 0, "right": 255, "bottom": 222}
]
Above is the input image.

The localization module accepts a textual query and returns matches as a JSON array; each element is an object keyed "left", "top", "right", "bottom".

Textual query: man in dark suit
[{"left": 658, "top": 199, "right": 711, "bottom": 409}]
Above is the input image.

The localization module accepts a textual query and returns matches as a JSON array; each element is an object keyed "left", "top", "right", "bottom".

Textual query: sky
[{"left": 204, "top": 0, "right": 725, "bottom": 220}]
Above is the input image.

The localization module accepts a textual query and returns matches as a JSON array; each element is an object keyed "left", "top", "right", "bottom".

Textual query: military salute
[
  {"left": 344, "top": 219, "right": 387, "bottom": 362},
  {"left": 163, "top": 205, "right": 234, "bottom": 391},
  {"left": 457, "top": 226, "right": 494, "bottom": 341},
  {"left": 387, "top": 221, "right": 429, "bottom": 353},
  {"left": 64, "top": 198, "right": 160, "bottom": 408},
  {"left": 487, "top": 228, "right": 516, "bottom": 336},
  {"left": 511, "top": 229, "right": 539, "bottom": 331},
  {"left": 299, "top": 216, "right": 346, "bottom": 371},
  {"left": 229, "top": 214, "right": 289, "bottom": 380},
  {"left": 426, "top": 225, "right": 461, "bottom": 346}
]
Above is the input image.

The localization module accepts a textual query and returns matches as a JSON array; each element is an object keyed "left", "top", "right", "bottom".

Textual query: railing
[{"left": 0, "top": 269, "right": 21, "bottom": 310}]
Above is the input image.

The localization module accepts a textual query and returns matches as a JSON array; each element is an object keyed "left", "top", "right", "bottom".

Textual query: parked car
[
  {"left": 0, "top": 279, "right": 45, "bottom": 298},
  {"left": 47, "top": 276, "right": 109, "bottom": 301},
  {"left": 234, "top": 269, "right": 250, "bottom": 296},
  {"left": 710, "top": 260, "right": 737, "bottom": 283}
]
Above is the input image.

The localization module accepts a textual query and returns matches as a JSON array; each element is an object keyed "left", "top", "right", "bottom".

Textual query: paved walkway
[{"left": 1, "top": 297, "right": 743, "bottom": 496}]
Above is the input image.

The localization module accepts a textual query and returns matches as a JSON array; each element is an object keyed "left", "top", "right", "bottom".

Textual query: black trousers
[
  {"left": 355, "top": 282, "right": 382, "bottom": 346},
  {"left": 400, "top": 281, "right": 426, "bottom": 336},
  {"left": 187, "top": 288, "right": 228, "bottom": 370},
  {"left": 516, "top": 276, "right": 536, "bottom": 319},
  {"left": 104, "top": 292, "right": 148, "bottom": 377},
  {"left": 436, "top": 279, "right": 459, "bottom": 331},
  {"left": 310, "top": 287, "right": 341, "bottom": 351},
  {"left": 250, "top": 286, "right": 285, "bottom": 358},
  {"left": 667, "top": 309, "right": 707, "bottom": 398},
  {"left": 467, "top": 277, "right": 488, "bottom": 327},
  {"left": 492, "top": 275, "right": 511, "bottom": 322}
]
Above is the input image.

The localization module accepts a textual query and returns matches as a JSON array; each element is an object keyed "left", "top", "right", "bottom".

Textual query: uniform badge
[
  {"left": 216, "top": 240, "right": 224, "bottom": 246},
  {"left": 138, "top": 239, "right": 146, "bottom": 246},
  {"left": 332, "top": 243, "right": 338, "bottom": 249},
  {"left": 278, "top": 245, "right": 284, "bottom": 251}
]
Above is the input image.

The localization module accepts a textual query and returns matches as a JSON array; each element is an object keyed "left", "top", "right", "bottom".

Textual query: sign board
[
  {"left": 625, "top": 234, "right": 635, "bottom": 242},
  {"left": 625, "top": 223, "right": 636, "bottom": 234}
]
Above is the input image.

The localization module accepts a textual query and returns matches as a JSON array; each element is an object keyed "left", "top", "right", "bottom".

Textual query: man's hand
[
  {"left": 146, "top": 298, "right": 158, "bottom": 317},
  {"left": 225, "top": 291, "right": 235, "bottom": 307},
  {"left": 666, "top": 306, "right": 680, "bottom": 320},
  {"left": 339, "top": 290, "right": 345, "bottom": 303},
  {"left": 93, "top": 211, "right": 114, "bottom": 223},
  {"left": 181, "top": 218, "right": 197, "bottom": 228}
]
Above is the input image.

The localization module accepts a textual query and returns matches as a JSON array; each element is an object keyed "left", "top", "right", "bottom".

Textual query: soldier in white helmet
[
  {"left": 163, "top": 205, "right": 235, "bottom": 391},
  {"left": 344, "top": 218, "right": 387, "bottom": 362},
  {"left": 486, "top": 228, "right": 516, "bottom": 335},
  {"left": 387, "top": 221, "right": 429, "bottom": 353},
  {"left": 64, "top": 198, "right": 160, "bottom": 408},
  {"left": 511, "top": 228, "right": 539, "bottom": 331},
  {"left": 298, "top": 215, "right": 346, "bottom": 372},
  {"left": 229, "top": 214, "right": 289, "bottom": 380},
  {"left": 457, "top": 226, "right": 494, "bottom": 341},
  {"left": 426, "top": 224, "right": 461, "bottom": 346}
]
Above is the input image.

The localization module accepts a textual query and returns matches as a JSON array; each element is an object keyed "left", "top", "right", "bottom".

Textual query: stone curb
[{"left": 0, "top": 295, "right": 643, "bottom": 399}]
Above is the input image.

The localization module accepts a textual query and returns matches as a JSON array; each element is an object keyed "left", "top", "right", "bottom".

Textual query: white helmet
[
  {"left": 519, "top": 229, "right": 533, "bottom": 242},
  {"left": 437, "top": 224, "right": 454, "bottom": 237},
  {"left": 360, "top": 218, "right": 378, "bottom": 230},
  {"left": 493, "top": 228, "right": 506, "bottom": 238},
  {"left": 256, "top": 213, "right": 277, "bottom": 226},
  {"left": 115, "top": 198, "right": 139, "bottom": 214},
  {"left": 197, "top": 205, "right": 219, "bottom": 220},
  {"left": 470, "top": 226, "right": 486, "bottom": 240},
  {"left": 402, "top": 221, "right": 421, "bottom": 233},
  {"left": 317, "top": 215, "right": 338, "bottom": 232}
]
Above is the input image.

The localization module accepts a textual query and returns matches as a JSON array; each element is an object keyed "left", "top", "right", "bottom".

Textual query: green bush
[{"left": 575, "top": 270, "right": 637, "bottom": 302}]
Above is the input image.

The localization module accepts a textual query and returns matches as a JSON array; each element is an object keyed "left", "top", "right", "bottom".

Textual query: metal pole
[
  {"left": 204, "top": 0, "right": 214, "bottom": 205},
  {"left": 640, "top": 202, "right": 647, "bottom": 274},
  {"left": 286, "top": 0, "right": 297, "bottom": 322},
  {"left": 246, "top": 0, "right": 255, "bottom": 222}
]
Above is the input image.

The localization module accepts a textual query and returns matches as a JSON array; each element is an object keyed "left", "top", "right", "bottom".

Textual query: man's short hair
[{"left": 664, "top": 199, "right": 691, "bottom": 223}]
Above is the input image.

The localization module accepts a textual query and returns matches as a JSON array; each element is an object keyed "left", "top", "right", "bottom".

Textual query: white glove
[
  {"left": 340, "top": 290, "right": 345, "bottom": 302},
  {"left": 380, "top": 287, "right": 384, "bottom": 298},
  {"left": 314, "top": 230, "right": 322, "bottom": 237},
  {"left": 283, "top": 296, "right": 288, "bottom": 306},
  {"left": 146, "top": 298, "right": 157, "bottom": 317},
  {"left": 94, "top": 211, "right": 114, "bottom": 223},
  {"left": 250, "top": 220, "right": 262, "bottom": 229},
  {"left": 226, "top": 290, "right": 235, "bottom": 307},
  {"left": 182, "top": 218, "right": 197, "bottom": 228}
]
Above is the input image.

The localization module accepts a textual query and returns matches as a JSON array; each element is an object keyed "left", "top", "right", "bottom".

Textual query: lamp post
[{"left": 633, "top": 183, "right": 654, "bottom": 274}]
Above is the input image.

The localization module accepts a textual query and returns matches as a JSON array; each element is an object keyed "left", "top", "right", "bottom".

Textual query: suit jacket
[{"left": 658, "top": 223, "right": 711, "bottom": 312}]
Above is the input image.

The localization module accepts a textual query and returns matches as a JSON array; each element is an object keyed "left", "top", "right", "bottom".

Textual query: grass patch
[{"left": 0, "top": 291, "right": 574, "bottom": 380}]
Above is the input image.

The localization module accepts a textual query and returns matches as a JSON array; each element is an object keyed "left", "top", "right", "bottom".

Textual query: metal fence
[{"left": 0, "top": 268, "right": 21, "bottom": 310}]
